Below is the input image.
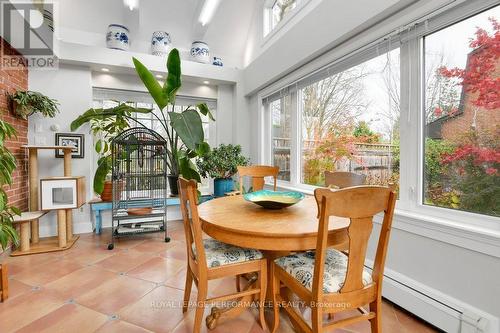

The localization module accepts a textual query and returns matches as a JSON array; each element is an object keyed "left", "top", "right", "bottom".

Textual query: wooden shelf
[{"left": 10, "top": 235, "right": 79, "bottom": 256}]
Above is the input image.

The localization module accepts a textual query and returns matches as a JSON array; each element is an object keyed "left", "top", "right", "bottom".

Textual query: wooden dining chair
[
  {"left": 178, "top": 177, "right": 268, "bottom": 333},
  {"left": 324, "top": 171, "right": 366, "bottom": 189},
  {"left": 237, "top": 165, "right": 279, "bottom": 193},
  {"left": 270, "top": 186, "right": 396, "bottom": 333}
]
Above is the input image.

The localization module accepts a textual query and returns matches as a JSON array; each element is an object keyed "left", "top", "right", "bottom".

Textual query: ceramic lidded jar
[
  {"left": 151, "top": 31, "right": 172, "bottom": 57},
  {"left": 212, "top": 57, "right": 223, "bottom": 67},
  {"left": 190, "top": 41, "right": 210, "bottom": 64},
  {"left": 106, "top": 24, "right": 130, "bottom": 51}
]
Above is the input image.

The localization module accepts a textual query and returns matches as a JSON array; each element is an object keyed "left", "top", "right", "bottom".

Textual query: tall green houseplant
[
  {"left": 132, "top": 48, "right": 214, "bottom": 186},
  {"left": 71, "top": 49, "right": 213, "bottom": 195}
]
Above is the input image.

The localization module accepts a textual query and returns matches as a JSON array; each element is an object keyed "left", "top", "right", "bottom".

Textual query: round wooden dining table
[
  {"left": 198, "top": 194, "right": 350, "bottom": 252},
  {"left": 197, "top": 194, "right": 350, "bottom": 329}
]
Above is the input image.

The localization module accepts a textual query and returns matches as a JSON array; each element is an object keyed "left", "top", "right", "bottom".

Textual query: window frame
[
  {"left": 263, "top": 0, "right": 311, "bottom": 40},
  {"left": 259, "top": 1, "right": 500, "bottom": 233}
]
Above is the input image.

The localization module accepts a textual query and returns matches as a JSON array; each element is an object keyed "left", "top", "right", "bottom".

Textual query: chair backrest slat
[
  {"left": 324, "top": 171, "right": 366, "bottom": 189},
  {"left": 313, "top": 186, "right": 396, "bottom": 296},
  {"left": 178, "top": 177, "right": 207, "bottom": 275},
  {"left": 237, "top": 165, "right": 279, "bottom": 193}
]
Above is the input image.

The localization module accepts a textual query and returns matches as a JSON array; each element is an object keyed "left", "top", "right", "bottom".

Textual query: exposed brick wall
[
  {"left": 441, "top": 49, "right": 500, "bottom": 144},
  {"left": 0, "top": 37, "right": 29, "bottom": 212}
]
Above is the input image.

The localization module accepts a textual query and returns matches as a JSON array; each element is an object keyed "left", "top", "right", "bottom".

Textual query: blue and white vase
[
  {"left": 190, "top": 41, "right": 210, "bottom": 64},
  {"left": 151, "top": 31, "right": 172, "bottom": 57},
  {"left": 212, "top": 57, "right": 223, "bottom": 67},
  {"left": 106, "top": 24, "right": 130, "bottom": 51}
]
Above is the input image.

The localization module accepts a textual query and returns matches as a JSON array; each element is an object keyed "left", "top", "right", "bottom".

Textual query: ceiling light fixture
[
  {"left": 123, "top": 0, "right": 139, "bottom": 11},
  {"left": 203, "top": 80, "right": 210, "bottom": 85},
  {"left": 101, "top": 68, "right": 110, "bottom": 72},
  {"left": 199, "top": 0, "right": 221, "bottom": 26},
  {"left": 155, "top": 74, "right": 163, "bottom": 79}
]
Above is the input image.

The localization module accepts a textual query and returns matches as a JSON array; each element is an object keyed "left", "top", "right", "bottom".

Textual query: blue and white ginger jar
[
  {"left": 212, "top": 57, "right": 223, "bottom": 67},
  {"left": 106, "top": 24, "right": 130, "bottom": 51},
  {"left": 190, "top": 41, "right": 210, "bottom": 64},
  {"left": 151, "top": 31, "right": 172, "bottom": 57}
]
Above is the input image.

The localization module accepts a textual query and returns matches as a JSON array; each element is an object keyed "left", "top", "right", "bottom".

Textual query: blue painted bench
[{"left": 88, "top": 195, "right": 213, "bottom": 234}]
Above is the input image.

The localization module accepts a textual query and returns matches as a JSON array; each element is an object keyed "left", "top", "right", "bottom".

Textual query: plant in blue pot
[{"left": 196, "top": 144, "right": 249, "bottom": 197}]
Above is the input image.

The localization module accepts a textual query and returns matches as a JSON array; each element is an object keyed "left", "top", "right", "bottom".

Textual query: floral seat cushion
[
  {"left": 193, "top": 238, "right": 264, "bottom": 268},
  {"left": 274, "top": 248, "right": 373, "bottom": 293}
]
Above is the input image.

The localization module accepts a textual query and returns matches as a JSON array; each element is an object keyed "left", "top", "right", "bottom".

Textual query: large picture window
[
  {"left": 300, "top": 49, "right": 400, "bottom": 190},
  {"left": 423, "top": 7, "right": 499, "bottom": 217},
  {"left": 262, "top": 2, "right": 499, "bottom": 224}
]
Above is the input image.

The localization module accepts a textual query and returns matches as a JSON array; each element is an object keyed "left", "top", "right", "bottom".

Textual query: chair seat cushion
[
  {"left": 193, "top": 239, "right": 263, "bottom": 268},
  {"left": 274, "top": 248, "right": 373, "bottom": 293}
]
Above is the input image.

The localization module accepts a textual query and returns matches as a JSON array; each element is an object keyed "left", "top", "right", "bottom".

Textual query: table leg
[
  {"left": 66, "top": 209, "right": 73, "bottom": 241},
  {"left": 0, "top": 264, "right": 8, "bottom": 302},
  {"left": 57, "top": 210, "right": 67, "bottom": 248},
  {"left": 206, "top": 274, "right": 260, "bottom": 329},
  {"left": 28, "top": 149, "right": 39, "bottom": 243},
  {"left": 20, "top": 222, "right": 31, "bottom": 252},
  {"left": 95, "top": 210, "right": 102, "bottom": 234}
]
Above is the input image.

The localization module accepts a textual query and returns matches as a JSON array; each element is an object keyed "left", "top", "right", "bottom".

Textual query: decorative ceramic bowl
[
  {"left": 190, "top": 41, "right": 210, "bottom": 63},
  {"left": 106, "top": 24, "right": 130, "bottom": 51},
  {"left": 243, "top": 190, "right": 304, "bottom": 209}
]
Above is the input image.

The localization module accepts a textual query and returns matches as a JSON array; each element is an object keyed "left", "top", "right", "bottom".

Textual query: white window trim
[
  {"left": 258, "top": 0, "right": 500, "bottom": 256},
  {"left": 263, "top": 0, "right": 312, "bottom": 44}
]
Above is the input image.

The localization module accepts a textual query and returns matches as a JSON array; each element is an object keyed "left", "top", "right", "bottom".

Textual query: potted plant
[
  {"left": 0, "top": 119, "right": 20, "bottom": 250},
  {"left": 71, "top": 49, "right": 214, "bottom": 196},
  {"left": 71, "top": 103, "right": 151, "bottom": 199},
  {"left": 197, "top": 144, "right": 249, "bottom": 197},
  {"left": 8, "top": 90, "right": 59, "bottom": 119}
]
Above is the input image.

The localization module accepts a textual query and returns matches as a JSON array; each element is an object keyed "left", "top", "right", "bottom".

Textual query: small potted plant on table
[{"left": 197, "top": 144, "right": 249, "bottom": 197}]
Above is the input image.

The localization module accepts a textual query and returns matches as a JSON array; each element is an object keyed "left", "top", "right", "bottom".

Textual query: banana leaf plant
[
  {"left": 132, "top": 48, "right": 214, "bottom": 182},
  {"left": 71, "top": 103, "right": 152, "bottom": 194}
]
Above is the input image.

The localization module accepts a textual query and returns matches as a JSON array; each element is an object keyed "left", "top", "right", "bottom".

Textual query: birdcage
[{"left": 108, "top": 127, "right": 169, "bottom": 250}]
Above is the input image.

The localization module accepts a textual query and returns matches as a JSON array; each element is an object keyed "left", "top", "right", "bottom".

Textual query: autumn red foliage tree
[{"left": 439, "top": 17, "right": 500, "bottom": 110}]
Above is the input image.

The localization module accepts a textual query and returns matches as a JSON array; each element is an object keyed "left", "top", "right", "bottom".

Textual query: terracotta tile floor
[{"left": 0, "top": 220, "right": 441, "bottom": 332}]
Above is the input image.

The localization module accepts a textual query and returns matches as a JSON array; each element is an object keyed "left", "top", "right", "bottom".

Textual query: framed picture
[{"left": 55, "top": 133, "right": 84, "bottom": 158}]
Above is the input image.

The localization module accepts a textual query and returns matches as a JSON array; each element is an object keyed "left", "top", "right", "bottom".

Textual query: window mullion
[{"left": 290, "top": 90, "right": 300, "bottom": 187}]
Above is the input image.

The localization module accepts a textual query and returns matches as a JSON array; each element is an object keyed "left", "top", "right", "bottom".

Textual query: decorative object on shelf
[
  {"left": 109, "top": 127, "right": 170, "bottom": 250},
  {"left": 55, "top": 133, "right": 84, "bottom": 158},
  {"left": 190, "top": 41, "right": 210, "bottom": 63},
  {"left": 243, "top": 190, "right": 304, "bottom": 209},
  {"left": 8, "top": 90, "right": 59, "bottom": 120},
  {"left": 212, "top": 57, "right": 223, "bottom": 67},
  {"left": 196, "top": 144, "right": 249, "bottom": 197},
  {"left": 151, "top": 31, "right": 172, "bottom": 57},
  {"left": 40, "top": 176, "right": 86, "bottom": 210},
  {"left": 106, "top": 24, "right": 130, "bottom": 51}
]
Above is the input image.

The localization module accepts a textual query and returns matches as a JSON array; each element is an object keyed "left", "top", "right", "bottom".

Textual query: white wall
[{"left": 28, "top": 64, "right": 93, "bottom": 236}]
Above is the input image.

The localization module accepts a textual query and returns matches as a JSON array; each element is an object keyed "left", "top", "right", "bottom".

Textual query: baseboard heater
[{"left": 364, "top": 262, "right": 497, "bottom": 333}]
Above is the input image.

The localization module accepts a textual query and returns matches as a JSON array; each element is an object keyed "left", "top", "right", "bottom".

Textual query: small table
[
  {"left": 197, "top": 195, "right": 350, "bottom": 328},
  {"left": 89, "top": 195, "right": 214, "bottom": 234}
]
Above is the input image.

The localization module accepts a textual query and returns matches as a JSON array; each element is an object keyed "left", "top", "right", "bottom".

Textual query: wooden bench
[{"left": 89, "top": 195, "right": 214, "bottom": 234}]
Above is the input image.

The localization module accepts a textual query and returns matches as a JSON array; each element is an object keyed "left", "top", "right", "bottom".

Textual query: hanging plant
[{"left": 8, "top": 90, "right": 59, "bottom": 119}]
